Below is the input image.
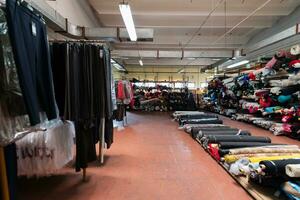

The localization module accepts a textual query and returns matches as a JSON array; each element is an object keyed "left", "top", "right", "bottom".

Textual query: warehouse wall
[
  {"left": 46, "top": 0, "right": 99, "bottom": 27},
  {"left": 246, "top": 5, "right": 300, "bottom": 48},
  {"left": 121, "top": 66, "right": 211, "bottom": 88}
]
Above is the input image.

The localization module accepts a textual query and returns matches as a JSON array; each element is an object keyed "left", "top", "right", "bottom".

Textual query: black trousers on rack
[{"left": 6, "top": 0, "right": 57, "bottom": 125}]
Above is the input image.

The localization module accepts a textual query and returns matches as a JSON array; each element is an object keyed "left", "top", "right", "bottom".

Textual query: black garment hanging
[
  {"left": 6, "top": 0, "right": 57, "bottom": 125},
  {"left": 51, "top": 42, "right": 114, "bottom": 172}
]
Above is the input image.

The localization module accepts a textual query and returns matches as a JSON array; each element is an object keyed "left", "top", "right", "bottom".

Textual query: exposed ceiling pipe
[{"left": 213, "top": 0, "right": 272, "bottom": 45}]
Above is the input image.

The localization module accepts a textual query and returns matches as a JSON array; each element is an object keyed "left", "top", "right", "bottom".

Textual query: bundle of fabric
[
  {"left": 241, "top": 101, "right": 260, "bottom": 114},
  {"left": 177, "top": 114, "right": 219, "bottom": 121},
  {"left": 179, "top": 118, "right": 222, "bottom": 126},
  {"left": 190, "top": 126, "right": 236, "bottom": 137},
  {"left": 202, "top": 135, "right": 271, "bottom": 148},
  {"left": 219, "top": 142, "right": 285, "bottom": 150},
  {"left": 182, "top": 124, "right": 228, "bottom": 133},
  {"left": 172, "top": 111, "right": 204, "bottom": 118},
  {"left": 196, "top": 129, "right": 251, "bottom": 141},
  {"left": 253, "top": 119, "right": 276, "bottom": 129},
  {"left": 281, "top": 181, "right": 300, "bottom": 200}
]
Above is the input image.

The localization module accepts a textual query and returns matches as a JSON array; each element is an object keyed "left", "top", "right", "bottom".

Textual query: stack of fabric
[{"left": 176, "top": 111, "right": 300, "bottom": 199}]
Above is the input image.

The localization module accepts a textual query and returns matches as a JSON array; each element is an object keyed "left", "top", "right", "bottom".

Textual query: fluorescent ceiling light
[
  {"left": 187, "top": 57, "right": 196, "bottom": 60},
  {"left": 139, "top": 59, "right": 143, "bottom": 66},
  {"left": 211, "top": 58, "right": 221, "bottom": 61},
  {"left": 227, "top": 60, "right": 250, "bottom": 69},
  {"left": 177, "top": 68, "right": 185, "bottom": 73},
  {"left": 119, "top": 3, "right": 137, "bottom": 41},
  {"left": 111, "top": 59, "right": 126, "bottom": 71}
]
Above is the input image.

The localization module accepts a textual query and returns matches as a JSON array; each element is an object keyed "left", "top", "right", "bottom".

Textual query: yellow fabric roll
[
  {"left": 249, "top": 154, "right": 300, "bottom": 164},
  {"left": 225, "top": 153, "right": 300, "bottom": 164},
  {"left": 0, "top": 147, "right": 10, "bottom": 200}
]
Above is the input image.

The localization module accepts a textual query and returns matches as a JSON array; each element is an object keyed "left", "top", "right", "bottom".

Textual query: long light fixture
[
  {"left": 119, "top": 3, "right": 137, "bottom": 41},
  {"left": 227, "top": 60, "right": 249, "bottom": 69},
  {"left": 139, "top": 59, "right": 143, "bottom": 66}
]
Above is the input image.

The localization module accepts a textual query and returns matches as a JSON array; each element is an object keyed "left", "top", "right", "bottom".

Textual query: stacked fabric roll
[{"left": 175, "top": 111, "right": 300, "bottom": 200}]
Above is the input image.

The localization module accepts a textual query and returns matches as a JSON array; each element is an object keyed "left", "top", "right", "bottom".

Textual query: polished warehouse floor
[{"left": 18, "top": 112, "right": 300, "bottom": 200}]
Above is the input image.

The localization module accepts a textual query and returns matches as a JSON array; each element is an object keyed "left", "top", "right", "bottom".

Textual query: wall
[
  {"left": 120, "top": 66, "right": 212, "bottom": 88},
  {"left": 246, "top": 5, "right": 300, "bottom": 50},
  {"left": 46, "top": 0, "right": 99, "bottom": 27}
]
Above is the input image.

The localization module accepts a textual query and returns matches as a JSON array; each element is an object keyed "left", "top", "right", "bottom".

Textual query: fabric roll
[
  {"left": 281, "top": 181, "right": 300, "bottom": 200},
  {"left": 203, "top": 135, "right": 271, "bottom": 144},
  {"left": 183, "top": 124, "right": 228, "bottom": 133},
  {"left": 218, "top": 142, "right": 285, "bottom": 150},
  {"left": 198, "top": 130, "right": 251, "bottom": 139},
  {"left": 180, "top": 119, "right": 222, "bottom": 125},
  {"left": 178, "top": 114, "right": 219, "bottom": 120},
  {"left": 225, "top": 153, "right": 300, "bottom": 164},
  {"left": 191, "top": 127, "right": 238, "bottom": 135},
  {"left": 208, "top": 144, "right": 220, "bottom": 161},
  {"left": 227, "top": 146, "right": 300, "bottom": 155},
  {"left": 286, "top": 164, "right": 300, "bottom": 178},
  {"left": 260, "top": 159, "right": 300, "bottom": 177}
]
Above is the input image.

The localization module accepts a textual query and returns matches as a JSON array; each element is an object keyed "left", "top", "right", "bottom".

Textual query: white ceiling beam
[
  {"left": 95, "top": 10, "right": 291, "bottom": 17},
  {"left": 113, "top": 49, "right": 233, "bottom": 58}
]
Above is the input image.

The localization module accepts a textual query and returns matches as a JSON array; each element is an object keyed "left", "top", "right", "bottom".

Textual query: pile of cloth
[{"left": 175, "top": 111, "right": 300, "bottom": 199}]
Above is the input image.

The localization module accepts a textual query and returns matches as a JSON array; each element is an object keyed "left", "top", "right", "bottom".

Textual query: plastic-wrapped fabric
[
  {"left": 286, "top": 164, "right": 300, "bottom": 178},
  {"left": 225, "top": 153, "right": 300, "bottom": 164},
  {"left": 16, "top": 120, "right": 75, "bottom": 177},
  {"left": 218, "top": 142, "right": 285, "bottom": 150},
  {"left": 197, "top": 130, "right": 251, "bottom": 139},
  {"left": 229, "top": 158, "right": 250, "bottom": 175},
  {"left": 172, "top": 111, "right": 204, "bottom": 117},
  {"left": 281, "top": 181, "right": 300, "bottom": 200},
  {"left": 203, "top": 135, "right": 271, "bottom": 144},
  {"left": 183, "top": 124, "right": 227, "bottom": 133},
  {"left": 259, "top": 159, "right": 300, "bottom": 177},
  {"left": 191, "top": 126, "right": 234, "bottom": 135},
  {"left": 179, "top": 119, "right": 222, "bottom": 126},
  {"left": 177, "top": 114, "right": 218, "bottom": 121}
]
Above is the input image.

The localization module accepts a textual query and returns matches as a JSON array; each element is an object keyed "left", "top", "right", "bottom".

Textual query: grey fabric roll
[
  {"left": 197, "top": 130, "right": 251, "bottom": 140},
  {"left": 180, "top": 119, "right": 222, "bottom": 125},
  {"left": 202, "top": 135, "right": 271, "bottom": 148},
  {"left": 190, "top": 126, "right": 233, "bottom": 135}
]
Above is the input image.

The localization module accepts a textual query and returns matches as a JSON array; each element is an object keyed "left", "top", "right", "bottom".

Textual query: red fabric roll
[{"left": 208, "top": 143, "right": 220, "bottom": 161}]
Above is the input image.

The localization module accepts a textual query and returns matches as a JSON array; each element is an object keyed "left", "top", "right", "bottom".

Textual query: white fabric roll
[{"left": 286, "top": 164, "right": 300, "bottom": 178}]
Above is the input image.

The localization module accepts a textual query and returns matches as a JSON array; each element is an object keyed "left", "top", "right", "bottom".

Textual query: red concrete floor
[{"left": 17, "top": 112, "right": 261, "bottom": 200}]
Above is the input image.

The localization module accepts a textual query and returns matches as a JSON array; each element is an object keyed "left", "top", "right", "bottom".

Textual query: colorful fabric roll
[
  {"left": 227, "top": 146, "right": 300, "bottom": 155},
  {"left": 286, "top": 164, "right": 300, "bottom": 178},
  {"left": 225, "top": 153, "right": 300, "bottom": 164},
  {"left": 251, "top": 156, "right": 300, "bottom": 164},
  {"left": 281, "top": 181, "right": 300, "bottom": 200}
]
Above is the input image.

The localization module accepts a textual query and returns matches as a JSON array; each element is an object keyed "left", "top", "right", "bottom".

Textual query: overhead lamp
[
  {"left": 119, "top": 3, "right": 137, "bottom": 41},
  {"left": 227, "top": 60, "right": 250, "bottom": 69},
  {"left": 211, "top": 58, "right": 221, "bottom": 61},
  {"left": 177, "top": 68, "right": 185, "bottom": 73},
  {"left": 139, "top": 59, "right": 143, "bottom": 66},
  {"left": 111, "top": 59, "right": 126, "bottom": 71}
]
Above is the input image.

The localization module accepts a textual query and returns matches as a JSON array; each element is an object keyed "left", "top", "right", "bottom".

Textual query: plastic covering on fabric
[
  {"left": 16, "top": 120, "right": 75, "bottom": 177},
  {"left": 0, "top": 8, "right": 30, "bottom": 147}
]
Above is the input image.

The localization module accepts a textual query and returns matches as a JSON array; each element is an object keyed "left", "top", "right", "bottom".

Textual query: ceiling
[{"left": 88, "top": 0, "right": 300, "bottom": 67}]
